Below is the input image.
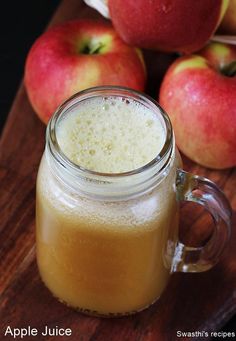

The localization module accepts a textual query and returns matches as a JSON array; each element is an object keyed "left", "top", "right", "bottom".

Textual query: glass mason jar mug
[{"left": 36, "top": 86, "right": 231, "bottom": 317}]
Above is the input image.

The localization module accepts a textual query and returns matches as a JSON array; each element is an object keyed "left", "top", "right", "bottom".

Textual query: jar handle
[{"left": 171, "top": 169, "right": 232, "bottom": 273}]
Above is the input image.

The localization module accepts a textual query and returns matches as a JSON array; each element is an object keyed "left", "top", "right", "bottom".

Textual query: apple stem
[
  {"left": 89, "top": 42, "right": 105, "bottom": 54},
  {"left": 221, "top": 61, "right": 236, "bottom": 77},
  {"left": 80, "top": 41, "right": 105, "bottom": 55}
]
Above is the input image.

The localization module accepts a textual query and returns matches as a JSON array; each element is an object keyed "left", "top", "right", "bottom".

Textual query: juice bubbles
[
  {"left": 36, "top": 94, "right": 178, "bottom": 315},
  {"left": 56, "top": 97, "right": 165, "bottom": 173}
]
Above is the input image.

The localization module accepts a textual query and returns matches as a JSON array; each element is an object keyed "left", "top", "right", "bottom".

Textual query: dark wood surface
[{"left": 0, "top": 0, "right": 235, "bottom": 340}]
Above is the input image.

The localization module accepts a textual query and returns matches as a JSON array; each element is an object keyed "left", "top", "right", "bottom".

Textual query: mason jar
[{"left": 36, "top": 86, "right": 231, "bottom": 317}]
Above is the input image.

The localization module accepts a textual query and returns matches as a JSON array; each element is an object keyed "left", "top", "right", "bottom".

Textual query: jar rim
[{"left": 47, "top": 85, "right": 173, "bottom": 180}]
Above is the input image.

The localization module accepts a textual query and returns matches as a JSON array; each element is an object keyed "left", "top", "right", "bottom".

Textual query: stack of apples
[{"left": 25, "top": 0, "right": 236, "bottom": 169}]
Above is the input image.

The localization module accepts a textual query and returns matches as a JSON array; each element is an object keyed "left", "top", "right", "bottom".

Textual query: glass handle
[{"left": 172, "top": 169, "right": 232, "bottom": 273}]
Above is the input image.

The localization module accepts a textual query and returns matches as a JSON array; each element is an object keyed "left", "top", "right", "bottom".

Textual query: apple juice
[{"left": 36, "top": 91, "right": 179, "bottom": 315}]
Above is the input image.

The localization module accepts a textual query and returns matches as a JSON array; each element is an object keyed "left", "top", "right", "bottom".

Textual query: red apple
[
  {"left": 218, "top": 0, "right": 236, "bottom": 34},
  {"left": 25, "top": 19, "right": 146, "bottom": 124},
  {"left": 159, "top": 42, "right": 236, "bottom": 169},
  {"left": 108, "top": 0, "right": 229, "bottom": 53}
]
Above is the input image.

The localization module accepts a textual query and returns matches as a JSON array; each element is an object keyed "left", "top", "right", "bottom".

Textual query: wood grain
[{"left": 0, "top": 0, "right": 235, "bottom": 340}]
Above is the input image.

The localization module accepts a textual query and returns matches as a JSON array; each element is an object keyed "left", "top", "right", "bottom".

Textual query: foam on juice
[{"left": 56, "top": 97, "right": 165, "bottom": 173}]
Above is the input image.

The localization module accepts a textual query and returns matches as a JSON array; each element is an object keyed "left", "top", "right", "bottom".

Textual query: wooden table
[{"left": 0, "top": 1, "right": 235, "bottom": 340}]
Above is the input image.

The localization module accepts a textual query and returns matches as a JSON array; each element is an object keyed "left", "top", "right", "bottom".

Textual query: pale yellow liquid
[{"left": 36, "top": 97, "right": 178, "bottom": 315}]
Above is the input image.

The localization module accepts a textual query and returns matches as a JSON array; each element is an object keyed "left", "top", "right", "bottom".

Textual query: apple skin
[
  {"left": 108, "top": 0, "right": 228, "bottom": 54},
  {"left": 218, "top": 0, "right": 236, "bottom": 34},
  {"left": 159, "top": 42, "right": 236, "bottom": 169},
  {"left": 24, "top": 19, "right": 146, "bottom": 124}
]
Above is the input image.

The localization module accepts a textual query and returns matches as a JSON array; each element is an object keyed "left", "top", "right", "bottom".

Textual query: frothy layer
[{"left": 57, "top": 97, "right": 165, "bottom": 173}]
